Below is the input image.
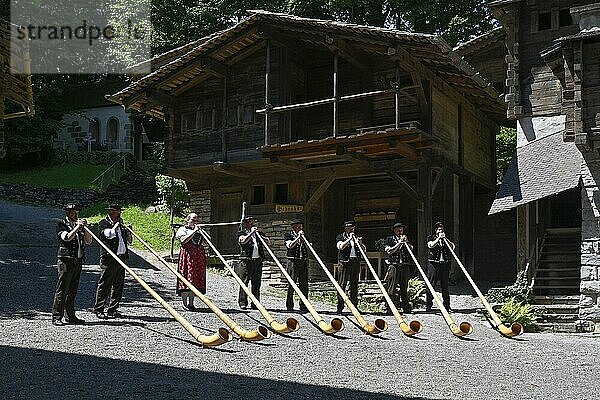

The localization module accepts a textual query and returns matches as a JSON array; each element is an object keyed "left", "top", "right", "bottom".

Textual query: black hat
[
  {"left": 290, "top": 219, "right": 303, "bottom": 226},
  {"left": 64, "top": 203, "right": 81, "bottom": 211},
  {"left": 433, "top": 221, "right": 444, "bottom": 229},
  {"left": 242, "top": 215, "right": 256, "bottom": 222},
  {"left": 106, "top": 204, "right": 123, "bottom": 211},
  {"left": 343, "top": 220, "right": 355, "bottom": 228},
  {"left": 392, "top": 222, "right": 406, "bottom": 230}
]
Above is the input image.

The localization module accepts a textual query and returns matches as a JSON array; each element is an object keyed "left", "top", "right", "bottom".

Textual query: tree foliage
[{"left": 496, "top": 126, "right": 517, "bottom": 184}]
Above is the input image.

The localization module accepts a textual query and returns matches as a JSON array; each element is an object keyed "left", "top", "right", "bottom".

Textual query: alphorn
[
  {"left": 354, "top": 241, "right": 422, "bottom": 336},
  {"left": 301, "top": 236, "right": 388, "bottom": 335},
  {"left": 256, "top": 234, "right": 344, "bottom": 334},
  {"left": 198, "top": 230, "right": 300, "bottom": 334},
  {"left": 84, "top": 227, "right": 231, "bottom": 347},
  {"left": 403, "top": 243, "right": 473, "bottom": 338},
  {"left": 124, "top": 226, "right": 271, "bottom": 342},
  {"left": 444, "top": 239, "right": 523, "bottom": 337}
]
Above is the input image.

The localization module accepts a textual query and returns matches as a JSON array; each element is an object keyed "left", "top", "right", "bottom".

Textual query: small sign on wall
[{"left": 275, "top": 204, "right": 304, "bottom": 213}]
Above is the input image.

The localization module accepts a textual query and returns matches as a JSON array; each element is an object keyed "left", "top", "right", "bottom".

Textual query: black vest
[
  {"left": 56, "top": 218, "right": 86, "bottom": 260},
  {"left": 238, "top": 229, "right": 266, "bottom": 260},
  {"left": 99, "top": 216, "right": 129, "bottom": 259},
  {"left": 386, "top": 235, "right": 410, "bottom": 264},
  {"left": 284, "top": 231, "right": 307, "bottom": 260},
  {"left": 427, "top": 235, "right": 452, "bottom": 263},
  {"left": 336, "top": 232, "right": 362, "bottom": 263}
]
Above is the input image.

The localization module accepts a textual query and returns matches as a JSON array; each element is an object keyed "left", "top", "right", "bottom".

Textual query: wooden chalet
[
  {"left": 489, "top": 0, "right": 600, "bottom": 331},
  {"left": 0, "top": 19, "right": 34, "bottom": 158},
  {"left": 109, "top": 10, "right": 511, "bottom": 281}
]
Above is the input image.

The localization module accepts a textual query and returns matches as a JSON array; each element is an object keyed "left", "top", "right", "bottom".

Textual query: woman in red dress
[{"left": 175, "top": 213, "right": 207, "bottom": 311}]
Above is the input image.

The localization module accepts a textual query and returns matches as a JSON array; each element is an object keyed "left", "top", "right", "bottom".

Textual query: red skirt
[{"left": 177, "top": 242, "right": 206, "bottom": 294}]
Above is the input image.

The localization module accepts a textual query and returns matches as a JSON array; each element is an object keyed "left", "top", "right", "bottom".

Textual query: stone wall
[
  {"left": 580, "top": 153, "right": 600, "bottom": 327},
  {"left": 0, "top": 184, "right": 98, "bottom": 208}
]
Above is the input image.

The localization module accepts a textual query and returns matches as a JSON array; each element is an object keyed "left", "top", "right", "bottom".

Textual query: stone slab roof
[{"left": 488, "top": 131, "right": 583, "bottom": 214}]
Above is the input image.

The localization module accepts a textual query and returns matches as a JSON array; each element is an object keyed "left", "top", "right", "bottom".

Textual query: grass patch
[
  {"left": 81, "top": 204, "right": 174, "bottom": 251},
  {"left": 0, "top": 164, "right": 106, "bottom": 189}
]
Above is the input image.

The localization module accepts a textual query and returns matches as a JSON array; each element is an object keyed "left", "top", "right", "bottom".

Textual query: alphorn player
[
  {"left": 52, "top": 203, "right": 92, "bottom": 326},
  {"left": 335, "top": 220, "right": 365, "bottom": 313},
  {"left": 426, "top": 221, "right": 455, "bottom": 312},
  {"left": 175, "top": 213, "right": 208, "bottom": 311},
  {"left": 284, "top": 219, "right": 309, "bottom": 312},
  {"left": 237, "top": 216, "right": 269, "bottom": 310},
  {"left": 93, "top": 204, "right": 132, "bottom": 319},
  {"left": 384, "top": 222, "right": 413, "bottom": 314}
]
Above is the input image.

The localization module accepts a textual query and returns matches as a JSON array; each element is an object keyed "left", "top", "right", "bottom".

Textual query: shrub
[
  {"left": 496, "top": 298, "right": 540, "bottom": 333},
  {"left": 408, "top": 277, "right": 426, "bottom": 308},
  {"left": 155, "top": 174, "right": 190, "bottom": 216},
  {"left": 486, "top": 270, "right": 531, "bottom": 304}
]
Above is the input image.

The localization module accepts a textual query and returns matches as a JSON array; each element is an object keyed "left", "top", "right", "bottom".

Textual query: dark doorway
[
  {"left": 214, "top": 191, "right": 243, "bottom": 255},
  {"left": 550, "top": 187, "right": 581, "bottom": 228}
]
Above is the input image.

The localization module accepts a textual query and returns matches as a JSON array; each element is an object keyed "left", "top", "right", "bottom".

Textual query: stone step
[
  {"left": 532, "top": 295, "right": 580, "bottom": 305},
  {"left": 532, "top": 304, "right": 579, "bottom": 314},
  {"left": 539, "top": 313, "right": 579, "bottom": 323},
  {"left": 535, "top": 276, "right": 580, "bottom": 281},
  {"left": 537, "top": 322, "right": 592, "bottom": 333},
  {"left": 536, "top": 267, "right": 580, "bottom": 273}
]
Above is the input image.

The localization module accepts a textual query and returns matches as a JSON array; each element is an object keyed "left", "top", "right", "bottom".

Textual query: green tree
[{"left": 496, "top": 126, "right": 516, "bottom": 184}]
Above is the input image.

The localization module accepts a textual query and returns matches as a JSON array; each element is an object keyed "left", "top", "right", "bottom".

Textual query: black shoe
[
  {"left": 95, "top": 311, "right": 107, "bottom": 320},
  {"left": 250, "top": 304, "right": 258, "bottom": 310},
  {"left": 299, "top": 307, "right": 309, "bottom": 314},
  {"left": 65, "top": 317, "right": 86, "bottom": 325},
  {"left": 425, "top": 305, "right": 432, "bottom": 312},
  {"left": 240, "top": 304, "right": 248, "bottom": 310},
  {"left": 337, "top": 307, "right": 344, "bottom": 314},
  {"left": 52, "top": 318, "right": 64, "bottom": 326},
  {"left": 402, "top": 305, "right": 412, "bottom": 314},
  {"left": 107, "top": 311, "right": 123, "bottom": 318},
  {"left": 286, "top": 305, "right": 294, "bottom": 311}
]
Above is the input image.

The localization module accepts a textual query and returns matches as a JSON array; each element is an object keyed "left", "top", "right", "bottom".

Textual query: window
[
  {"left": 559, "top": 9, "right": 573, "bottom": 27},
  {"left": 274, "top": 183, "right": 288, "bottom": 203},
  {"left": 538, "top": 12, "right": 551, "bottom": 31},
  {"left": 181, "top": 112, "right": 196, "bottom": 133},
  {"left": 89, "top": 118, "right": 100, "bottom": 143},
  {"left": 227, "top": 106, "right": 238, "bottom": 127},
  {"left": 107, "top": 117, "right": 119, "bottom": 145},
  {"left": 243, "top": 105, "right": 254, "bottom": 124},
  {"left": 252, "top": 185, "right": 265, "bottom": 205}
]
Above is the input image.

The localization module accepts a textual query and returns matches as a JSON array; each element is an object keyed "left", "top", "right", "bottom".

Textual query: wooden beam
[
  {"left": 386, "top": 170, "right": 421, "bottom": 203},
  {"left": 431, "top": 166, "right": 448, "bottom": 196},
  {"left": 200, "top": 58, "right": 228, "bottom": 79},
  {"left": 224, "top": 40, "right": 266, "bottom": 66},
  {"left": 212, "top": 161, "right": 250, "bottom": 178},
  {"left": 304, "top": 173, "right": 337, "bottom": 213},
  {"left": 146, "top": 89, "right": 174, "bottom": 107},
  {"left": 326, "top": 36, "right": 371, "bottom": 70},
  {"left": 269, "top": 155, "right": 305, "bottom": 172},
  {"left": 410, "top": 70, "right": 429, "bottom": 117}
]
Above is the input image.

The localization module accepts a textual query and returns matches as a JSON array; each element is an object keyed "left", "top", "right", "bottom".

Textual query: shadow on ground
[{"left": 0, "top": 345, "right": 437, "bottom": 400}]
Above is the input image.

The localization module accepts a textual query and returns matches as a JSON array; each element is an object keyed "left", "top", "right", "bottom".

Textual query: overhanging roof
[
  {"left": 108, "top": 10, "right": 503, "bottom": 119},
  {"left": 488, "top": 132, "right": 583, "bottom": 214}
]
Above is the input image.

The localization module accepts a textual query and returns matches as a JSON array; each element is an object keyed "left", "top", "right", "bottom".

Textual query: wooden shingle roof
[{"left": 109, "top": 10, "right": 503, "bottom": 119}]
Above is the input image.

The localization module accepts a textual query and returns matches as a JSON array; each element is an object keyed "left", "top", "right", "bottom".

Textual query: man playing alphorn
[
  {"left": 284, "top": 219, "right": 309, "bottom": 312},
  {"left": 426, "top": 221, "right": 455, "bottom": 312},
  {"left": 237, "top": 216, "right": 269, "bottom": 310},
  {"left": 384, "top": 222, "right": 413, "bottom": 314},
  {"left": 335, "top": 221, "right": 365, "bottom": 313}
]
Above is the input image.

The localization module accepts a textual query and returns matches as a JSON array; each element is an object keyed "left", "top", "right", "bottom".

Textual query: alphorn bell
[
  {"left": 124, "top": 226, "right": 271, "bottom": 342},
  {"left": 354, "top": 241, "right": 422, "bottom": 336},
  {"left": 444, "top": 239, "right": 523, "bottom": 337},
  {"left": 301, "top": 236, "right": 388, "bottom": 335},
  {"left": 84, "top": 227, "right": 231, "bottom": 347},
  {"left": 198, "top": 230, "right": 300, "bottom": 334},
  {"left": 256, "top": 234, "right": 344, "bottom": 334},
  {"left": 403, "top": 243, "right": 473, "bottom": 338}
]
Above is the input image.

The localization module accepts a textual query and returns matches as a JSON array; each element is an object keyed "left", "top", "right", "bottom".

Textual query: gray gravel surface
[{"left": 1, "top": 200, "right": 599, "bottom": 400}]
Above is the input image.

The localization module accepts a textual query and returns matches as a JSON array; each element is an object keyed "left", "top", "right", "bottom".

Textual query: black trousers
[
  {"left": 426, "top": 261, "right": 451, "bottom": 309},
  {"left": 337, "top": 258, "right": 360, "bottom": 311},
  {"left": 236, "top": 258, "right": 262, "bottom": 307},
  {"left": 383, "top": 263, "right": 411, "bottom": 311},
  {"left": 286, "top": 259, "right": 308, "bottom": 310},
  {"left": 52, "top": 258, "right": 83, "bottom": 321},
  {"left": 94, "top": 255, "right": 126, "bottom": 314}
]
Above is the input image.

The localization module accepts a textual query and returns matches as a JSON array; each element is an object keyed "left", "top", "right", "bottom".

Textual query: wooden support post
[
  {"left": 417, "top": 165, "right": 432, "bottom": 267},
  {"left": 333, "top": 52, "right": 338, "bottom": 137},
  {"left": 221, "top": 77, "right": 227, "bottom": 161},
  {"left": 264, "top": 39, "right": 271, "bottom": 146},
  {"left": 387, "top": 170, "right": 421, "bottom": 204},
  {"left": 304, "top": 173, "right": 337, "bottom": 213},
  {"left": 395, "top": 64, "right": 400, "bottom": 129}
]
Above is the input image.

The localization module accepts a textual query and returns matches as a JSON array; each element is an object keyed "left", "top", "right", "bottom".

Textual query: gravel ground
[{"left": 1, "top": 200, "right": 599, "bottom": 400}]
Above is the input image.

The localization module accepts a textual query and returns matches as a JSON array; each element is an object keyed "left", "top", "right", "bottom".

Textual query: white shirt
[
  {"left": 251, "top": 234, "right": 260, "bottom": 259},
  {"left": 103, "top": 217, "right": 126, "bottom": 255}
]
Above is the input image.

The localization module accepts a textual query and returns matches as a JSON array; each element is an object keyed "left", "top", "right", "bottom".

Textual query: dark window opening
[
  {"left": 252, "top": 185, "right": 265, "bottom": 205},
  {"left": 227, "top": 106, "right": 238, "bottom": 127},
  {"left": 559, "top": 9, "right": 573, "bottom": 27},
  {"left": 538, "top": 12, "right": 551, "bottom": 31},
  {"left": 274, "top": 183, "right": 288, "bottom": 203},
  {"left": 243, "top": 104, "right": 254, "bottom": 124},
  {"left": 202, "top": 109, "right": 213, "bottom": 130}
]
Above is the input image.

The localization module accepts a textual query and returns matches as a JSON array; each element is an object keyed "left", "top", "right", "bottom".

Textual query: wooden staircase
[{"left": 531, "top": 228, "right": 581, "bottom": 331}]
